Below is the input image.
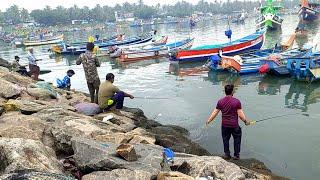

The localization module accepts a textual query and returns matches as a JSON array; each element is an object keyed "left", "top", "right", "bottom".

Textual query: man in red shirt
[{"left": 206, "top": 84, "right": 251, "bottom": 160}]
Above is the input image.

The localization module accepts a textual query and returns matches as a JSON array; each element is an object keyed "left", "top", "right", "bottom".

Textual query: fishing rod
[
  {"left": 134, "top": 96, "right": 169, "bottom": 100},
  {"left": 251, "top": 112, "right": 309, "bottom": 124}
]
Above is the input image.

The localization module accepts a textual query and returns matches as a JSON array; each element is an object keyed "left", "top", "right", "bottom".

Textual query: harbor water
[{"left": 1, "top": 15, "right": 320, "bottom": 179}]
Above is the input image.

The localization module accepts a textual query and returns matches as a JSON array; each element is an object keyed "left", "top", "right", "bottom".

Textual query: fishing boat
[
  {"left": 299, "top": 0, "right": 320, "bottom": 22},
  {"left": 106, "top": 36, "right": 169, "bottom": 58},
  {"left": 169, "top": 29, "right": 265, "bottom": 63},
  {"left": 212, "top": 48, "right": 311, "bottom": 75},
  {"left": 17, "top": 34, "right": 64, "bottom": 47},
  {"left": 52, "top": 33, "right": 153, "bottom": 55},
  {"left": 256, "top": 0, "right": 283, "bottom": 30},
  {"left": 207, "top": 33, "right": 299, "bottom": 74},
  {"left": 286, "top": 52, "right": 320, "bottom": 82},
  {"left": 207, "top": 49, "right": 281, "bottom": 74},
  {"left": 259, "top": 48, "right": 312, "bottom": 76},
  {"left": 119, "top": 38, "right": 194, "bottom": 62}
]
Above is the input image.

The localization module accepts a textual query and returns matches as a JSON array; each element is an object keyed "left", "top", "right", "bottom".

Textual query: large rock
[
  {"left": 157, "top": 171, "right": 194, "bottom": 180},
  {"left": 32, "top": 107, "right": 120, "bottom": 155},
  {"left": 6, "top": 99, "right": 48, "bottom": 114},
  {"left": 0, "top": 79, "right": 22, "bottom": 99},
  {"left": 129, "top": 135, "right": 156, "bottom": 144},
  {"left": 150, "top": 126, "right": 210, "bottom": 156},
  {"left": 95, "top": 112, "right": 137, "bottom": 132},
  {"left": 0, "top": 66, "right": 9, "bottom": 72},
  {"left": 94, "top": 132, "right": 132, "bottom": 144},
  {"left": 116, "top": 144, "right": 138, "bottom": 162},
  {"left": 0, "top": 112, "right": 46, "bottom": 141},
  {"left": 82, "top": 169, "right": 153, "bottom": 180},
  {"left": 1, "top": 72, "right": 33, "bottom": 87},
  {"left": 121, "top": 107, "right": 146, "bottom": 119},
  {"left": 27, "top": 87, "right": 56, "bottom": 100},
  {"left": 26, "top": 82, "right": 57, "bottom": 100},
  {"left": 0, "top": 138, "right": 62, "bottom": 175},
  {"left": 126, "top": 127, "right": 156, "bottom": 144},
  {"left": 0, "top": 171, "right": 74, "bottom": 180},
  {"left": 0, "top": 58, "right": 10, "bottom": 68},
  {"left": 174, "top": 156, "right": 245, "bottom": 179},
  {"left": 71, "top": 137, "right": 163, "bottom": 174}
]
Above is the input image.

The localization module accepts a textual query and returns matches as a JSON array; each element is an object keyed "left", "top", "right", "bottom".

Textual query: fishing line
[
  {"left": 251, "top": 112, "right": 309, "bottom": 124},
  {"left": 135, "top": 96, "right": 170, "bottom": 100}
]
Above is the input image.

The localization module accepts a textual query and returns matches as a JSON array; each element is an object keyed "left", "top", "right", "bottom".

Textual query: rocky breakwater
[{"left": 0, "top": 66, "right": 284, "bottom": 180}]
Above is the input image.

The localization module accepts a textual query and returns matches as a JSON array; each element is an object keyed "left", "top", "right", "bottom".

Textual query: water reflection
[
  {"left": 111, "top": 58, "right": 164, "bottom": 70},
  {"left": 295, "top": 21, "right": 320, "bottom": 48},
  {"left": 168, "top": 62, "right": 209, "bottom": 77},
  {"left": 264, "top": 29, "right": 282, "bottom": 49},
  {"left": 258, "top": 76, "right": 291, "bottom": 95},
  {"left": 206, "top": 71, "right": 262, "bottom": 86},
  {"left": 285, "top": 81, "right": 320, "bottom": 112}
]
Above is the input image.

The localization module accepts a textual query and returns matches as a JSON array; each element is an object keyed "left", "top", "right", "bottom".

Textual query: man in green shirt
[{"left": 98, "top": 73, "right": 134, "bottom": 111}]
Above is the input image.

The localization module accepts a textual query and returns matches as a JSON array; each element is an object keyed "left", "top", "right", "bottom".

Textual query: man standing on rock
[
  {"left": 206, "top": 84, "right": 251, "bottom": 160},
  {"left": 98, "top": 73, "right": 134, "bottom": 112},
  {"left": 76, "top": 43, "right": 101, "bottom": 103},
  {"left": 27, "top": 48, "right": 40, "bottom": 80}
]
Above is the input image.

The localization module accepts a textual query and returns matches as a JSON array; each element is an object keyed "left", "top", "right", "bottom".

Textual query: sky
[{"left": 0, "top": 0, "right": 226, "bottom": 11}]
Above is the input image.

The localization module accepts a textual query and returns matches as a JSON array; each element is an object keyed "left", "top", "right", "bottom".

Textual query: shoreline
[{"left": 0, "top": 62, "right": 287, "bottom": 179}]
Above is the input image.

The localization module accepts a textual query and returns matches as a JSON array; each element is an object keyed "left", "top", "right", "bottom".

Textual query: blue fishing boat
[
  {"left": 207, "top": 48, "right": 281, "bottom": 74},
  {"left": 259, "top": 48, "right": 312, "bottom": 76},
  {"left": 208, "top": 47, "right": 311, "bottom": 75},
  {"left": 52, "top": 33, "right": 153, "bottom": 55},
  {"left": 286, "top": 52, "right": 320, "bottom": 82}
]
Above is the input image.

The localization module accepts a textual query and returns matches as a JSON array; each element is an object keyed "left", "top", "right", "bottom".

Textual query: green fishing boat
[{"left": 256, "top": 0, "right": 283, "bottom": 30}]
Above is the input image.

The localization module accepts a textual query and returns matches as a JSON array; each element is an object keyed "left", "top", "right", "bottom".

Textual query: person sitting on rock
[
  {"left": 98, "top": 73, "right": 134, "bottom": 112},
  {"left": 57, "top": 69, "right": 75, "bottom": 91},
  {"left": 11, "top": 56, "right": 28, "bottom": 76}
]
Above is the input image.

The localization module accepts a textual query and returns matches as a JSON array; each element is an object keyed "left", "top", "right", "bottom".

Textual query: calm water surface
[{"left": 1, "top": 15, "right": 320, "bottom": 179}]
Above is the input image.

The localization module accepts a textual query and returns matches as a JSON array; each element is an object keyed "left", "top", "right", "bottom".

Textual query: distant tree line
[{"left": 0, "top": 0, "right": 302, "bottom": 25}]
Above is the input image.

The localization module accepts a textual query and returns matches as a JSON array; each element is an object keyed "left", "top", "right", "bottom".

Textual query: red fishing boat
[{"left": 169, "top": 29, "right": 265, "bottom": 63}]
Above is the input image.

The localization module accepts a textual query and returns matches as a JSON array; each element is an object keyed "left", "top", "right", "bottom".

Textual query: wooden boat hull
[
  {"left": 24, "top": 35, "right": 64, "bottom": 46},
  {"left": 120, "top": 38, "right": 194, "bottom": 62},
  {"left": 170, "top": 30, "right": 265, "bottom": 63}
]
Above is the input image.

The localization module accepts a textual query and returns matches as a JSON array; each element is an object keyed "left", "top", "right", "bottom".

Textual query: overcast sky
[{"left": 0, "top": 0, "right": 228, "bottom": 11}]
